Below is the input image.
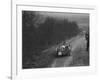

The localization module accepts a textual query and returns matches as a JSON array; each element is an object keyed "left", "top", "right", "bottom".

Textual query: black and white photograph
[
  {"left": 0, "top": 0, "right": 99, "bottom": 80},
  {"left": 22, "top": 11, "right": 89, "bottom": 69}
]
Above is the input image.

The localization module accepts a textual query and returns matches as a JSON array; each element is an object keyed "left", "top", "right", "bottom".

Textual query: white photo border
[{"left": 12, "top": 2, "right": 97, "bottom": 80}]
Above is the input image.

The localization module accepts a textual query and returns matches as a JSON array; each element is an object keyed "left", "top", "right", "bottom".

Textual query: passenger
[{"left": 65, "top": 44, "right": 71, "bottom": 56}]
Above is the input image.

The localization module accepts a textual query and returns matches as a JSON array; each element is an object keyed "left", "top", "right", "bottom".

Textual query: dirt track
[{"left": 50, "top": 34, "right": 87, "bottom": 67}]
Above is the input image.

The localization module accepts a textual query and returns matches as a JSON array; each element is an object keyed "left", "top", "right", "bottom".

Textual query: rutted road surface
[{"left": 51, "top": 56, "right": 73, "bottom": 67}]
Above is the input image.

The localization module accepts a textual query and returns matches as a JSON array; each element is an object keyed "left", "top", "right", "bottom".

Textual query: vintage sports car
[{"left": 56, "top": 44, "right": 71, "bottom": 57}]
